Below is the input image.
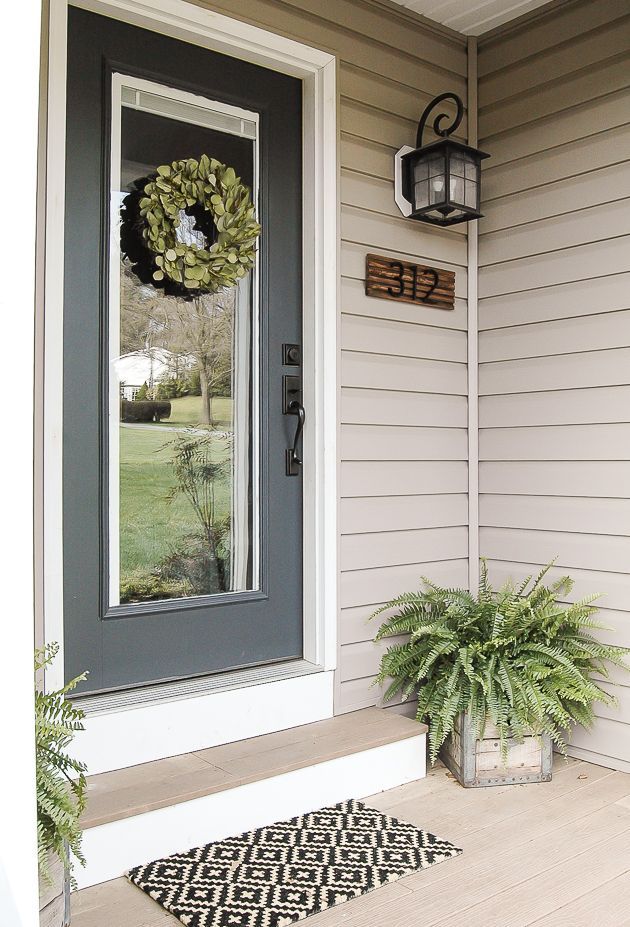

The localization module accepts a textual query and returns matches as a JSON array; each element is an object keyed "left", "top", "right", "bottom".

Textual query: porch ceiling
[{"left": 389, "top": 0, "right": 557, "bottom": 35}]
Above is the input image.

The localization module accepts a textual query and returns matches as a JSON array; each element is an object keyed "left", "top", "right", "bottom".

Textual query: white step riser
[{"left": 78, "top": 734, "right": 426, "bottom": 889}]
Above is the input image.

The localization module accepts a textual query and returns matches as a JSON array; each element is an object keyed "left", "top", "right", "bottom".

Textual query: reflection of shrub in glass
[
  {"left": 161, "top": 522, "right": 231, "bottom": 596},
  {"left": 120, "top": 570, "right": 191, "bottom": 603},
  {"left": 165, "top": 429, "right": 231, "bottom": 594}
]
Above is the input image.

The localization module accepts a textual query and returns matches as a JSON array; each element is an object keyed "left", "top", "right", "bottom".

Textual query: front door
[{"left": 63, "top": 7, "right": 303, "bottom": 694}]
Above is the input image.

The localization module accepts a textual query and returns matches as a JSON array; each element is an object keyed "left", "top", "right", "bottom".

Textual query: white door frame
[{"left": 43, "top": 0, "right": 338, "bottom": 772}]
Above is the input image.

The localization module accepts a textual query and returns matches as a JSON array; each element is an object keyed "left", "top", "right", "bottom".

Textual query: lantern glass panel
[
  {"left": 414, "top": 178, "right": 429, "bottom": 209},
  {"left": 412, "top": 150, "right": 446, "bottom": 212},
  {"left": 465, "top": 180, "right": 478, "bottom": 208},
  {"left": 449, "top": 151, "right": 477, "bottom": 208},
  {"left": 429, "top": 175, "right": 446, "bottom": 205}
]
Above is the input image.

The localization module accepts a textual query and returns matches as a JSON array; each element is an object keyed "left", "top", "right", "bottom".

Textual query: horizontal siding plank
[
  {"left": 479, "top": 424, "right": 630, "bottom": 461},
  {"left": 479, "top": 461, "right": 630, "bottom": 499},
  {"left": 593, "top": 681, "right": 630, "bottom": 722},
  {"left": 477, "top": 0, "right": 630, "bottom": 76},
  {"left": 205, "top": 0, "right": 467, "bottom": 86},
  {"left": 482, "top": 123, "right": 630, "bottom": 202},
  {"left": 341, "top": 423, "right": 468, "bottom": 460},
  {"left": 340, "top": 558, "right": 469, "bottom": 609},
  {"left": 281, "top": 0, "right": 468, "bottom": 70},
  {"left": 340, "top": 604, "right": 379, "bottom": 646},
  {"left": 479, "top": 528, "right": 630, "bottom": 576},
  {"left": 341, "top": 493, "right": 468, "bottom": 534},
  {"left": 339, "top": 638, "right": 394, "bottom": 684},
  {"left": 479, "top": 494, "right": 630, "bottom": 537},
  {"left": 335, "top": 677, "right": 378, "bottom": 714},
  {"left": 479, "top": 349, "right": 630, "bottom": 395},
  {"left": 479, "top": 272, "right": 630, "bottom": 330},
  {"left": 589, "top": 608, "right": 630, "bottom": 650},
  {"left": 341, "top": 526, "right": 468, "bottom": 571},
  {"left": 341, "top": 98, "right": 420, "bottom": 153},
  {"left": 479, "top": 199, "right": 630, "bottom": 267},
  {"left": 341, "top": 168, "right": 398, "bottom": 220},
  {"left": 479, "top": 15, "right": 630, "bottom": 107},
  {"left": 342, "top": 205, "right": 467, "bottom": 267},
  {"left": 479, "top": 236, "right": 630, "bottom": 299},
  {"left": 569, "top": 716, "right": 630, "bottom": 765},
  {"left": 342, "top": 351, "right": 467, "bottom": 394},
  {"left": 341, "top": 460, "right": 468, "bottom": 497},
  {"left": 479, "top": 386, "right": 630, "bottom": 428},
  {"left": 340, "top": 62, "right": 467, "bottom": 127},
  {"left": 479, "top": 55, "right": 630, "bottom": 138},
  {"left": 480, "top": 88, "right": 630, "bottom": 167},
  {"left": 479, "top": 310, "right": 630, "bottom": 363},
  {"left": 480, "top": 162, "right": 630, "bottom": 233},
  {"left": 341, "top": 133, "right": 394, "bottom": 183},
  {"left": 485, "top": 559, "right": 630, "bottom": 612},
  {"left": 341, "top": 313, "right": 467, "bottom": 362},
  {"left": 480, "top": 526, "right": 630, "bottom": 573},
  {"left": 342, "top": 387, "right": 467, "bottom": 427}
]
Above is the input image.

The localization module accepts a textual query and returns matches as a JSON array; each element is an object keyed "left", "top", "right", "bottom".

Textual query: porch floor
[{"left": 72, "top": 755, "right": 630, "bottom": 927}]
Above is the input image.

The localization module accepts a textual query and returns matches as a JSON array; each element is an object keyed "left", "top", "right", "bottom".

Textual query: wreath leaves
[{"left": 121, "top": 155, "right": 260, "bottom": 299}]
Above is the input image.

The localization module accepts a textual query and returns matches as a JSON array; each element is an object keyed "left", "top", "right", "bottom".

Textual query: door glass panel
[{"left": 108, "top": 75, "right": 259, "bottom": 607}]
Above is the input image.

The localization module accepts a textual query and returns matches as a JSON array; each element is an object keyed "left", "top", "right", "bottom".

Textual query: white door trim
[{"left": 43, "top": 0, "right": 338, "bottom": 770}]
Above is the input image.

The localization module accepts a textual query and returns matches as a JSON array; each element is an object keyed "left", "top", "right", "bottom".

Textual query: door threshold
[{"left": 77, "top": 659, "right": 323, "bottom": 715}]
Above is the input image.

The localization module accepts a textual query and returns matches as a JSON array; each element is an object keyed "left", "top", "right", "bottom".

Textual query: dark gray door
[{"left": 64, "top": 7, "right": 303, "bottom": 694}]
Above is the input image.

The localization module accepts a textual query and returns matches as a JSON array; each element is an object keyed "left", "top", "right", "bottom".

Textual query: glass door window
[{"left": 109, "top": 77, "right": 259, "bottom": 608}]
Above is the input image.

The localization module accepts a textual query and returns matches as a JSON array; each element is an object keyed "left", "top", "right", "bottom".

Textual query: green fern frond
[
  {"left": 371, "top": 560, "right": 630, "bottom": 767},
  {"left": 35, "top": 644, "right": 88, "bottom": 888}
]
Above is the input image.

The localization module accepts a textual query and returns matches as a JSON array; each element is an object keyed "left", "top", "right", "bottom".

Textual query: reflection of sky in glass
[{"left": 175, "top": 210, "right": 206, "bottom": 248}]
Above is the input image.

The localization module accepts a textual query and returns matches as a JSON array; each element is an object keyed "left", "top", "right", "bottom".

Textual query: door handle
[{"left": 286, "top": 400, "right": 305, "bottom": 476}]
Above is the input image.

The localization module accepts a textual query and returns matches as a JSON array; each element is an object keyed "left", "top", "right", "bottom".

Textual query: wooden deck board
[{"left": 72, "top": 758, "right": 630, "bottom": 927}]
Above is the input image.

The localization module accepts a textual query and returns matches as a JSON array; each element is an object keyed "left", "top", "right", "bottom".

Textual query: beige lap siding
[
  {"left": 197, "top": 0, "right": 470, "bottom": 713},
  {"left": 478, "top": 0, "right": 630, "bottom": 771}
]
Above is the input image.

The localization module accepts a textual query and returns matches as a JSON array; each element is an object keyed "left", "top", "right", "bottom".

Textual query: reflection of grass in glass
[
  {"left": 119, "top": 425, "right": 231, "bottom": 576},
  {"left": 150, "top": 395, "right": 233, "bottom": 429}
]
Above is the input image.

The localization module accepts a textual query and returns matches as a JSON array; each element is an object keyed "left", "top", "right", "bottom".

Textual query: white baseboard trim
[
  {"left": 74, "top": 670, "right": 334, "bottom": 775},
  {"left": 77, "top": 733, "right": 427, "bottom": 889},
  {"left": 566, "top": 744, "right": 630, "bottom": 774}
]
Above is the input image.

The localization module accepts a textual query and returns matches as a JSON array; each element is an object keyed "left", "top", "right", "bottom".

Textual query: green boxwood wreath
[{"left": 120, "top": 155, "right": 261, "bottom": 299}]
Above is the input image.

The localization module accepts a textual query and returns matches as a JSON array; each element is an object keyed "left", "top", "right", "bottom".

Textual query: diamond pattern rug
[{"left": 127, "top": 799, "right": 462, "bottom": 926}]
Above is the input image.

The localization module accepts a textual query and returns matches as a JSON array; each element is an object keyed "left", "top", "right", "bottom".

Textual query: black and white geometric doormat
[{"left": 127, "top": 799, "right": 462, "bottom": 927}]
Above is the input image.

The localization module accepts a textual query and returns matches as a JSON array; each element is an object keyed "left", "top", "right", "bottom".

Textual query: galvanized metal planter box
[
  {"left": 39, "top": 850, "right": 70, "bottom": 927},
  {"left": 440, "top": 713, "right": 553, "bottom": 788}
]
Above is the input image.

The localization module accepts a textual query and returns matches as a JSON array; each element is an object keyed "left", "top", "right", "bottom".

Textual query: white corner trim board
[
  {"left": 467, "top": 35, "right": 480, "bottom": 596},
  {"left": 78, "top": 733, "right": 427, "bottom": 889},
  {"left": 74, "top": 670, "right": 335, "bottom": 775},
  {"left": 44, "top": 0, "right": 338, "bottom": 709}
]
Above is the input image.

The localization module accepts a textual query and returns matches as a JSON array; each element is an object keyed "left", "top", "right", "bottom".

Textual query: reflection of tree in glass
[
  {"left": 121, "top": 260, "right": 234, "bottom": 425},
  {"left": 165, "top": 429, "right": 231, "bottom": 593}
]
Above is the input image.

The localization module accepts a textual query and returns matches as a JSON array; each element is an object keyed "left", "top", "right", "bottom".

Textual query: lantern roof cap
[{"left": 406, "top": 136, "right": 490, "bottom": 161}]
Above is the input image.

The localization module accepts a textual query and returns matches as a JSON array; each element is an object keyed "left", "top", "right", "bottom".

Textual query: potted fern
[
  {"left": 373, "top": 561, "right": 629, "bottom": 788},
  {"left": 36, "top": 644, "right": 87, "bottom": 925}
]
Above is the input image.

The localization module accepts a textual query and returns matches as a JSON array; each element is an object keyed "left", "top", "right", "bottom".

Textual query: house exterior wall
[
  {"left": 195, "top": 0, "right": 471, "bottom": 713},
  {"left": 478, "top": 0, "right": 630, "bottom": 771}
]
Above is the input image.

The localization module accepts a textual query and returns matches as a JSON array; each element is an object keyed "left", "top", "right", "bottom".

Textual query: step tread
[{"left": 81, "top": 708, "right": 426, "bottom": 829}]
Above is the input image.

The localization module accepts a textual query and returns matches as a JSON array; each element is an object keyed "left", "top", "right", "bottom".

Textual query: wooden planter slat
[
  {"left": 440, "top": 713, "right": 553, "bottom": 788},
  {"left": 39, "top": 851, "right": 70, "bottom": 927}
]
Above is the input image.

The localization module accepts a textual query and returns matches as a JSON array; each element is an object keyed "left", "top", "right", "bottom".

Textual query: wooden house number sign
[{"left": 365, "top": 253, "right": 455, "bottom": 311}]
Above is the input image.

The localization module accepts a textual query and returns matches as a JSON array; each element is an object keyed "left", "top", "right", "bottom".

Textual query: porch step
[{"left": 78, "top": 708, "right": 427, "bottom": 889}]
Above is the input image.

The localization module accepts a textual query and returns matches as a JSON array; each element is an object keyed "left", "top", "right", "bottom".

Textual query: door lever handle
[{"left": 286, "top": 400, "right": 305, "bottom": 476}]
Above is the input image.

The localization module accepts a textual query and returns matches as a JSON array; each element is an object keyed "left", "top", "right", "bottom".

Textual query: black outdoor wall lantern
[{"left": 394, "top": 92, "right": 490, "bottom": 226}]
